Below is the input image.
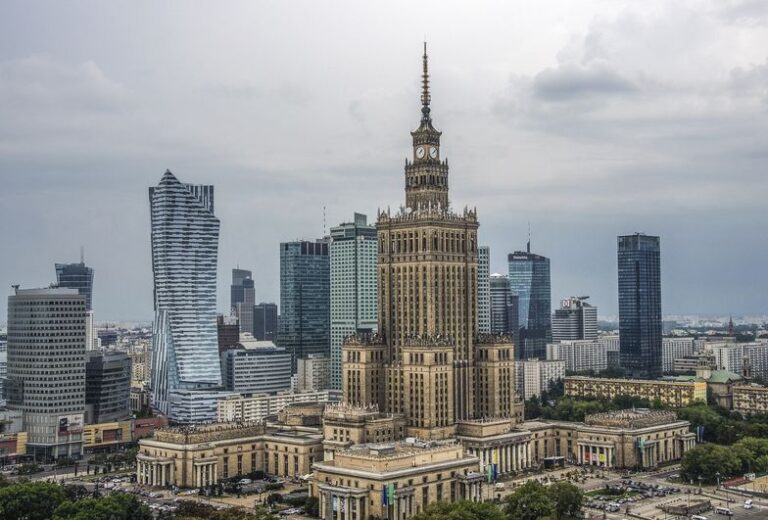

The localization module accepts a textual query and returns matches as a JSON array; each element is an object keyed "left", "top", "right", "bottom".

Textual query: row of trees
[
  {"left": 681, "top": 436, "right": 768, "bottom": 484},
  {"left": 0, "top": 480, "right": 151, "bottom": 520},
  {"left": 525, "top": 394, "right": 665, "bottom": 422},
  {"left": 409, "top": 481, "right": 583, "bottom": 520}
]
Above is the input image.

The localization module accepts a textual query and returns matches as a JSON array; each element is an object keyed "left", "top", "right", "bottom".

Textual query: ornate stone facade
[{"left": 341, "top": 44, "right": 516, "bottom": 440}]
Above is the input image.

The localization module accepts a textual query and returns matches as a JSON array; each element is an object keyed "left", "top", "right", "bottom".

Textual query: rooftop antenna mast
[
  {"left": 527, "top": 221, "right": 531, "bottom": 254},
  {"left": 80, "top": 245, "right": 85, "bottom": 264},
  {"left": 323, "top": 206, "right": 327, "bottom": 237}
]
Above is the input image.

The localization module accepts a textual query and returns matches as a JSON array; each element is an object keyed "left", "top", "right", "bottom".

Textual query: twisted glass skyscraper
[{"left": 149, "top": 170, "right": 221, "bottom": 418}]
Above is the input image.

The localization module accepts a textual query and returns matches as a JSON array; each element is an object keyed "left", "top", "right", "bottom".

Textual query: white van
[
  {"left": 744, "top": 499, "right": 753, "bottom": 509},
  {"left": 715, "top": 506, "right": 733, "bottom": 516},
  {"left": 690, "top": 515, "right": 708, "bottom": 520}
]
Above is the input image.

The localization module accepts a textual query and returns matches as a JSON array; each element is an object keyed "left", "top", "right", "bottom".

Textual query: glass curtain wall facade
[
  {"left": 618, "top": 233, "right": 662, "bottom": 378},
  {"left": 508, "top": 249, "right": 551, "bottom": 360},
  {"left": 149, "top": 170, "right": 222, "bottom": 419},
  {"left": 55, "top": 261, "right": 94, "bottom": 311},
  {"left": 278, "top": 239, "right": 330, "bottom": 370},
  {"left": 231, "top": 269, "right": 256, "bottom": 335}
]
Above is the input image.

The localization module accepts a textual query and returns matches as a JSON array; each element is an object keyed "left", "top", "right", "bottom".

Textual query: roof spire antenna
[
  {"left": 421, "top": 41, "right": 431, "bottom": 120},
  {"left": 323, "top": 205, "right": 327, "bottom": 237},
  {"left": 527, "top": 221, "right": 531, "bottom": 254},
  {"left": 80, "top": 245, "right": 85, "bottom": 264}
]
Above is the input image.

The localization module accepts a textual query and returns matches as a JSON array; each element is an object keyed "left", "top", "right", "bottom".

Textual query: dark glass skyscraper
[
  {"left": 508, "top": 245, "right": 551, "bottom": 360},
  {"left": 618, "top": 233, "right": 662, "bottom": 379},
  {"left": 253, "top": 302, "right": 278, "bottom": 342},
  {"left": 277, "top": 239, "right": 330, "bottom": 369},
  {"left": 230, "top": 268, "right": 255, "bottom": 334},
  {"left": 55, "top": 260, "right": 94, "bottom": 311}
]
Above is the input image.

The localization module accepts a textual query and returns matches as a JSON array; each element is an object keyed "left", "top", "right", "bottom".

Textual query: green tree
[
  {"left": 0, "top": 481, "right": 67, "bottom": 520},
  {"left": 681, "top": 444, "right": 743, "bottom": 483},
  {"left": 52, "top": 492, "right": 151, "bottom": 520},
  {"left": 503, "top": 480, "right": 554, "bottom": 520},
  {"left": 547, "top": 481, "right": 583, "bottom": 519},
  {"left": 174, "top": 501, "right": 276, "bottom": 520},
  {"left": 410, "top": 500, "right": 506, "bottom": 520},
  {"left": 304, "top": 496, "right": 320, "bottom": 517}
]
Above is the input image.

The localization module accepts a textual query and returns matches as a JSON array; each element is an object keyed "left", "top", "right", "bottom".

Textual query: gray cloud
[{"left": 0, "top": 0, "right": 766, "bottom": 323}]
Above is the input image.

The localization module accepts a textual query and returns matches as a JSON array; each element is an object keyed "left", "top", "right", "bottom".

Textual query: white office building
[
  {"left": 477, "top": 246, "right": 491, "bottom": 333},
  {"left": 6, "top": 287, "right": 86, "bottom": 460},
  {"left": 220, "top": 341, "right": 292, "bottom": 395},
  {"left": 552, "top": 296, "right": 598, "bottom": 342},
  {"left": 330, "top": 213, "right": 377, "bottom": 390}
]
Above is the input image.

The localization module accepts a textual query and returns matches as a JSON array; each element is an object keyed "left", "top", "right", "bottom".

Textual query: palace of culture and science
[{"left": 341, "top": 44, "right": 522, "bottom": 438}]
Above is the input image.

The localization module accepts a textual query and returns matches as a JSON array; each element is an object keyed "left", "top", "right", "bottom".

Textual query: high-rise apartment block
[
  {"left": 6, "top": 287, "right": 86, "bottom": 460},
  {"left": 231, "top": 269, "right": 256, "bottom": 335},
  {"left": 546, "top": 336, "right": 620, "bottom": 373},
  {"left": 278, "top": 239, "right": 330, "bottom": 370},
  {"left": 85, "top": 350, "right": 132, "bottom": 424},
  {"left": 253, "top": 303, "right": 278, "bottom": 341},
  {"left": 509, "top": 245, "right": 551, "bottom": 360},
  {"left": 477, "top": 246, "right": 491, "bottom": 333},
  {"left": 296, "top": 354, "right": 331, "bottom": 392},
  {"left": 661, "top": 338, "right": 695, "bottom": 373},
  {"left": 149, "top": 171, "right": 222, "bottom": 420},
  {"left": 552, "top": 296, "right": 597, "bottom": 342},
  {"left": 618, "top": 233, "right": 662, "bottom": 378},
  {"left": 515, "top": 359, "right": 566, "bottom": 400},
  {"left": 329, "top": 213, "right": 377, "bottom": 390}
]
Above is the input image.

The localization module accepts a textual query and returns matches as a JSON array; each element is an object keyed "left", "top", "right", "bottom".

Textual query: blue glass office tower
[
  {"left": 508, "top": 244, "right": 551, "bottom": 360},
  {"left": 278, "top": 239, "right": 330, "bottom": 370},
  {"left": 618, "top": 233, "right": 662, "bottom": 379},
  {"left": 55, "top": 260, "right": 94, "bottom": 311},
  {"left": 149, "top": 170, "right": 222, "bottom": 419}
]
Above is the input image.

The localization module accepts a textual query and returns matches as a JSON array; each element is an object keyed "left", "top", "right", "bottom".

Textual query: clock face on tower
[
  {"left": 416, "top": 146, "right": 426, "bottom": 159},
  {"left": 429, "top": 146, "right": 438, "bottom": 159}
]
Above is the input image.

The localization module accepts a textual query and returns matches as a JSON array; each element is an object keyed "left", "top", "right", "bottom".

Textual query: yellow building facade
[{"left": 564, "top": 376, "right": 706, "bottom": 407}]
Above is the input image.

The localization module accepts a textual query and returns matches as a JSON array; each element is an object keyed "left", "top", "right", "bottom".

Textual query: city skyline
[{"left": 1, "top": 1, "right": 768, "bottom": 322}]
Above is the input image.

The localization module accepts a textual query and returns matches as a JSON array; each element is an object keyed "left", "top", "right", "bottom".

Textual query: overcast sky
[{"left": 1, "top": 0, "right": 767, "bottom": 323}]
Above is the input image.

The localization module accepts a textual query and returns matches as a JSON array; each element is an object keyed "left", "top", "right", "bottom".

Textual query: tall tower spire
[{"left": 421, "top": 41, "right": 431, "bottom": 121}]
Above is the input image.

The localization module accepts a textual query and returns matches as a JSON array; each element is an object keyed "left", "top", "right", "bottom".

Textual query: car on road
[{"left": 743, "top": 499, "right": 753, "bottom": 509}]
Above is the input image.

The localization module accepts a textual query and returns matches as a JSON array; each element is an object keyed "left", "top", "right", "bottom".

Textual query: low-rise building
[
  {"left": 522, "top": 408, "right": 695, "bottom": 469},
  {"left": 217, "top": 390, "right": 337, "bottom": 423},
  {"left": 564, "top": 376, "right": 706, "bottom": 407},
  {"left": 136, "top": 422, "right": 324, "bottom": 488},
  {"left": 310, "top": 440, "right": 483, "bottom": 520},
  {"left": 733, "top": 384, "right": 768, "bottom": 416},
  {"left": 321, "top": 403, "right": 406, "bottom": 460}
]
